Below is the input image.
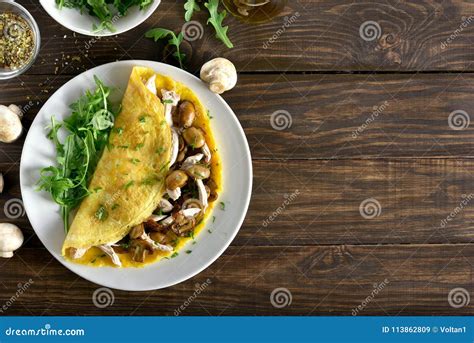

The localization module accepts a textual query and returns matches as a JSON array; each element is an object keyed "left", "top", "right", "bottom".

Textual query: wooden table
[{"left": 1, "top": 0, "right": 473, "bottom": 316}]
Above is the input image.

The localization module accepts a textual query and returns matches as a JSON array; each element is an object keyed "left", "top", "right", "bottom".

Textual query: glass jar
[{"left": 222, "top": 0, "right": 288, "bottom": 24}]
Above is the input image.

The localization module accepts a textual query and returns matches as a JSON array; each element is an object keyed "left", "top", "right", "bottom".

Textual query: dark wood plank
[
  {"left": 3, "top": 74, "right": 474, "bottom": 161},
  {"left": 3, "top": 158, "right": 474, "bottom": 246},
  {"left": 16, "top": 0, "right": 474, "bottom": 73},
  {"left": 0, "top": 244, "right": 471, "bottom": 315}
]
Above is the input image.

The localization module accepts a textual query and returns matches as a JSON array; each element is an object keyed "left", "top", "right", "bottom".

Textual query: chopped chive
[
  {"left": 95, "top": 205, "right": 108, "bottom": 221},
  {"left": 124, "top": 180, "right": 134, "bottom": 189}
]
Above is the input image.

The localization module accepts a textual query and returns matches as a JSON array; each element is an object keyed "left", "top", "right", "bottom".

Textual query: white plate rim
[
  {"left": 19, "top": 60, "right": 252, "bottom": 291},
  {"left": 39, "top": 0, "right": 161, "bottom": 37}
]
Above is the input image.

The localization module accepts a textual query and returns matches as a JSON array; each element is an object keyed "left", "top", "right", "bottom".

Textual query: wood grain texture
[
  {"left": 15, "top": 0, "right": 474, "bottom": 73},
  {"left": 0, "top": 0, "right": 472, "bottom": 316},
  {"left": 0, "top": 244, "right": 471, "bottom": 315},
  {"left": 3, "top": 74, "right": 474, "bottom": 160},
  {"left": 3, "top": 159, "right": 474, "bottom": 246}
]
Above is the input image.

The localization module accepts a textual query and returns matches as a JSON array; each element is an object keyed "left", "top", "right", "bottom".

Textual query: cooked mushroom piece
[
  {"left": 186, "top": 165, "right": 210, "bottom": 180},
  {"left": 178, "top": 101, "right": 196, "bottom": 128},
  {"left": 196, "top": 179, "right": 208, "bottom": 209},
  {"left": 98, "top": 244, "right": 122, "bottom": 267},
  {"left": 129, "top": 239, "right": 154, "bottom": 262},
  {"left": 169, "top": 128, "right": 179, "bottom": 166},
  {"left": 202, "top": 143, "right": 212, "bottom": 163},
  {"left": 158, "top": 198, "right": 173, "bottom": 213},
  {"left": 161, "top": 89, "right": 180, "bottom": 126},
  {"left": 129, "top": 224, "right": 145, "bottom": 239},
  {"left": 181, "top": 153, "right": 203, "bottom": 170},
  {"left": 182, "top": 127, "right": 206, "bottom": 149},
  {"left": 166, "top": 170, "right": 189, "bottom": 190},
  {"left": 167, "top": 187, "right": 181, "bottom": 201},
  {"left": 140, "top": 233, "right": 173, "bottom": 252},
  {"left": 144, "top": 218, "right": 165, "bottom": 231},
  {"left": 0, "top": 173, "right": 3, "bottom": 194},
  {"left": 182, "top": 198, "right": 204, "bottom": 210}
]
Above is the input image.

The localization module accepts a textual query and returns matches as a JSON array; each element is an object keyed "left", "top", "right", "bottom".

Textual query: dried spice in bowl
[{"left": 0, "top": 12, "right": 35, "bottom": 70}]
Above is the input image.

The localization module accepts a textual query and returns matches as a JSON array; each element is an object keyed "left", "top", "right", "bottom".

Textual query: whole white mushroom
[
  {"left": 0, "top": 223, "right": 24, "bottom": 258},
  {"left": 0, "top": 105, "right": 23, "bottom": 143},
  {"left": 200, "top": 58, "right": 237, "bottom": 94}
]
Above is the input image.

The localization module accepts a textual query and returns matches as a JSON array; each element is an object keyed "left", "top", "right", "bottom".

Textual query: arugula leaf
[
  {"left": 55, "top": 0, "right": 153, "bottom": 31},
  {"left": 184, "top": 0, "right": 200, "bottom": 21},
  {"left": 204, "top": 0, "right": 233, "bottom": 48},
  {"left": 145, "top": 28, "right": 185, "bottom": 69},
  {"left": 37, "top": 76, "right": 116, "bottom": 233}
]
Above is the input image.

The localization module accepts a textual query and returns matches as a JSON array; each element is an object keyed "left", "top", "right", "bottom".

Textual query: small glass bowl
[{"left": 0, "top": 0, "right": 41, "bottom": 80}]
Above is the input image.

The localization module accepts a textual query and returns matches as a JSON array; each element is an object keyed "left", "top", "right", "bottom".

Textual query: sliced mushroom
[
  {"left": 196, "top": 179, "right": 208, "bottom": 209},
  {"left": 167, "top": 187, "right": 181, "bottom": 201},
  {"left": 160, "top": 216, "right": 175, "bottom": 226},
  {"left": 169, "top": 128, "right": 179, "bottom": 166},
  {"left": 129, "top": 224, "right": 145, "bottom": 239},
  {"left": 178, "top": 101, "right": 196, "bottom": 128},
  {"left": 200, "top": 58, "right": 237, "bottom": 94},
  {"left": 158, "top": 198, "right": 173, "bottom": 212},
  {"left": 0, "top": 105, "right": 22, "bottom": 143},
  {"left": 0, "top": 223, "right": 23, "bottom": 258},
  {"left": 186, "top": 165, "right": 210, "bottom": 180},
  {"left": 148, "top": 214, "right": 168, "bottom": 222},
  {"left": 161, "top": 89, "right": 180, "bottom": 126},
  {"left": 0, "top": 173, "right": 3, "bottom": 193},
  {"left": 182, "top": 127, "right": 205, "bottom": 148},
  {"left": 145, "top": 75, "right": 157, "bottom": 95},
  {"left": 98, "top": 244, "right": 122, "bottom": 267},
  {"left": 181, "top": 153, "right": 204, "bottom": 170},
  {"left": 181, "top": 208, "right": 201, "bottom": 218},
  {"left": 129, "top": 239, "right": 154, "bottom": 262},
  {"left": 166, "top": 170, "right": 188, "bottom": 190},
  {"left": 140, "top": 233, "right": 173, "bottom": 252},
  {"left": 182, "top": 198, "right": 203, "bottom": 210},
  {"left": 202, "top": 143, "right": 212, "bottom": 163}
]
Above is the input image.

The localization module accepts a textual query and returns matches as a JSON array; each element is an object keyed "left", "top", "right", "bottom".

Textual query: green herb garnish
[
  {"left": 124, "top": 180, "right": 135, "bottom": 189},
  {"left": 204, "top": 0, "right": 233, "bottom": 48},
  {"left": 186, "top": 250, "right": 192, "bottom": 254},
  {"left": 162, "top": 99, "right": 174, "bottom": 104},
  {"left": 171, "top": 252, "right": 179, "bottom": 258},
  {"left": 130, "top": 158, "right": 141, "bottom": 165},
  {"left": 56, "top": 0, "right": 153, "bottom": 32},
  {"left": 145, "top": 28, "right": 185, "bottom": 69},
  {"left": 184, "top": 0, "right": 200, "bottom": 21},
  {"left": 95, "top": 205, "right": 108, "bottom": 221},
  {"left": 37, "top": 76, "right": 116, "bottom": 233},
  {"left": 219, "top": 201, "right": 225, "bottom": 210}
]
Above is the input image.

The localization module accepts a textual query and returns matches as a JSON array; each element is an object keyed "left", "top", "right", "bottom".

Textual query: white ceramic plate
[
  {"left": 20, "top": 60, "right": 252, "bottom": 291},
  {"left": 39, "top": 0, "right": 161, "bottom": 37}
]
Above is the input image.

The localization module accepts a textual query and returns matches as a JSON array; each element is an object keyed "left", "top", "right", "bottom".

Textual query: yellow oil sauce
[{"left": 71, "top": 72, "right": 222, "bottom": 268}]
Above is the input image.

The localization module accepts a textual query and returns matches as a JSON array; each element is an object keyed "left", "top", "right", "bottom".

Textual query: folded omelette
[{"left": 62, "top": 66, "right": 221, "bottom": 268}]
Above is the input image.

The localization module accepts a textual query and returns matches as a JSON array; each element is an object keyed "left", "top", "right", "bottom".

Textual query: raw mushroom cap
[{"left": 0, "top": 105, "right": 23, "bottom": 143}]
